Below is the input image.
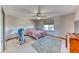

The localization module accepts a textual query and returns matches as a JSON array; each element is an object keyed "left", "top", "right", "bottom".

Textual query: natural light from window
[{"left": 44, "top": 25, "right": 54, "bottom": 31}]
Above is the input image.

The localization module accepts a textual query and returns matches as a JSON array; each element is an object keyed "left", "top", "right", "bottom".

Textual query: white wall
[
  {"left": 52, "top": 14, "right": 74, "bottom": 37},
  {"left": 5, "top": 15, "right": 35, "bottom": 36},
  {"left": 54, "top": 17, "right": 63, "bottom": 36},
  {"left": 51, "top": 14, "right": 75, "bottom": 37},
  {"left": 36, "top": 20, "right": 44, "bottom": 30},
  {"left": 74, "top": 7, "right": 79, "bottom": 33},
  {"left": 59, "top": 14, "right": 75, "bottom": 36},
  {"left": 74, "top": 7, "right": 79, "bottom": 21},
  {"left": 75, "top": 20, "right": 79, "bottom": 33}
]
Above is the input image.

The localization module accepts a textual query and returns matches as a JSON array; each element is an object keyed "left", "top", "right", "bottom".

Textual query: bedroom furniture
[
  {"left": 66, "top": 33, "right": 79, "bottom": 53},
  {"left": 27, "top": 29, "right": 47, "bottom": 40}
]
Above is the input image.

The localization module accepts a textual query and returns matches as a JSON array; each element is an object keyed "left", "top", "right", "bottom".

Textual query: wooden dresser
[{"left": 69, "top": 34, "right": 79, "bottom": 53}]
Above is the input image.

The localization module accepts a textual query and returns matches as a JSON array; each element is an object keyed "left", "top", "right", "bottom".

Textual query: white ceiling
[{"left": 3, "top": 5, "right": 79, "bottom": 20}]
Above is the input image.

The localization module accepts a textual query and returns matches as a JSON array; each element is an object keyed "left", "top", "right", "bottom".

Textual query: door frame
[{"left": 1, "top": 6, "right": 5, "bottom": 52}]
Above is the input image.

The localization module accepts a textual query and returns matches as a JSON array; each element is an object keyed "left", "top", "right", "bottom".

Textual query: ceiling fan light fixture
[{"left": 37, "top": 16, "right": 41, "bottom": 19}]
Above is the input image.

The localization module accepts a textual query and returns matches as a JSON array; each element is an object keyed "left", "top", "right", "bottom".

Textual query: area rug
[{"left": 32, "top": 36, "right": 62, "bottom": 53}]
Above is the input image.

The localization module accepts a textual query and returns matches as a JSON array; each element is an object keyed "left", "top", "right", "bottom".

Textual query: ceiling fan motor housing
[{"left": 37, "top": 12, "right": 41, "bottom": 17}]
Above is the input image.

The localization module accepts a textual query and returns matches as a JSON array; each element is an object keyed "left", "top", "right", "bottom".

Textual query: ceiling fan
[{"left": 31, "top": 6, "right": 47, "bottom": 19}]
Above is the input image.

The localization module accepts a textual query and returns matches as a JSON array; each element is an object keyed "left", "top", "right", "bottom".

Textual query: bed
[{"left": 26, "top": 29, "right": 47, "bottom": 40}]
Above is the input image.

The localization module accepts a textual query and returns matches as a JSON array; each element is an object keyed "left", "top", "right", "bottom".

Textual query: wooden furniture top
[{"left": 70, "top": 34, "right": 79, "bottom": 40}]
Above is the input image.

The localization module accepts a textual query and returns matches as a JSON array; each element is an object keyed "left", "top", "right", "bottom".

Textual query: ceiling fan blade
[
  {"left": 40, "top": 11, "right": 60, "bottom": 14},
  {"left": 29, "top": 15, "right": 36, "bottom": 17}
]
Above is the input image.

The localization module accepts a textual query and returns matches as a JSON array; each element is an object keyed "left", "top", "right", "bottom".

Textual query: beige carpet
[{"left": 5, "top": 36, "right": 37, "bottom": 53}]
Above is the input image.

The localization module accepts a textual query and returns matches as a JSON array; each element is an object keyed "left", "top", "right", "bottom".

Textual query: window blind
[{"left": 44, "top": 20, "right": 54, "bottom": 25}]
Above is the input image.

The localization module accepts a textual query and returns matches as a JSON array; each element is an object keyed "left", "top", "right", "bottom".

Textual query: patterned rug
[{"left": 32, "top": 36, "right": 62, "bottom": 53}]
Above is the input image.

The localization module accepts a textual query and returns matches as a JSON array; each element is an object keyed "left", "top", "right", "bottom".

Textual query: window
[
  {"left": 44, "top": 25, "right": 54, "bottom": 31},
  {"left": 43, "top": 20, "right": 54, "bottom": 31}
]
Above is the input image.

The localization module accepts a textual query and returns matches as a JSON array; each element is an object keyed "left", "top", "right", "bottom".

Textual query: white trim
[{"left": 67, "top": 34, "right": 70, "bottom": 53}]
